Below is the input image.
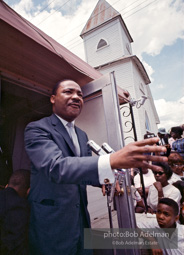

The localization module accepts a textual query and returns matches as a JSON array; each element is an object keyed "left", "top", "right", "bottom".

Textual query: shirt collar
[{"left": 54, "top": 114, "right": 75, "bottom": 128}]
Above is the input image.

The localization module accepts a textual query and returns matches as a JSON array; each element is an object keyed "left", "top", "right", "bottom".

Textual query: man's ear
[
  {"left": 175, "top": 215, "right": 179, "bottom": 222},
  {"left": 50, "top": 95, "right": 55, "bottom": 104}
]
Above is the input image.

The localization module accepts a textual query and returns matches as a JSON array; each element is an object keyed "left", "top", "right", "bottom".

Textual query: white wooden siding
[
  {"left": 83, "top": 19, "right": 126, "bottom": 67},
  {"left": 98, "top": 59, "right": 134, "bottom": 90},
  {"left": 82, "top": 6, "right": 159, "bottom": 143},
  {"left": 118, "top": 21, "right": 132, "bottom": 55},
  {"left": 132, "top": 62, "right": 158, "bottom": 137},
  {"left": 97, "top": 59, "right": 159, "bottom": 141}
]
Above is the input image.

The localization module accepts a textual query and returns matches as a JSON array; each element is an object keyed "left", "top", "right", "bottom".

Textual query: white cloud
[
  {"left": 156, "top": 84, "right": 165, "bottom": 89},
  {"left": 142, "top": 60, "right": 155, "bottom": 82},
  {"left": 154, "top": 97, "right": 184, "bottom": 132},
  {"left": 9, "top": 0, "right": 184, "bottom": 61},
  {"left": 123, "top": 0, "right": 184, "bottom": 57},
  {"left": 5, "top": 0, "right": 184, "bottom": 102},
  {"left": 4, "top": 0, "right": 184, "bottom": 135},
  {"left": 12, "top": 0, "right": 34, "bottom": 18},
  {"left": 10, "top": 0, "right": 98, "bottom": 60},
  {"left": 179, "top": 97, "right": 184, "bottom": 104}
]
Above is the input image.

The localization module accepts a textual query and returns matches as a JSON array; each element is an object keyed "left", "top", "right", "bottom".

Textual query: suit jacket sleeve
[{"left": 24, "top": 118, "right": 100, "bottom": 186}]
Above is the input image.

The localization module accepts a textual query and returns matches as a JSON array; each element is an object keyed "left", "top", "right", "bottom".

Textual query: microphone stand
[
  {"left": 87, "top": 140, "right": 117, "bottom": 255},
  {"left": 139, "top": 168, "right": 148, "bottom": 213}
]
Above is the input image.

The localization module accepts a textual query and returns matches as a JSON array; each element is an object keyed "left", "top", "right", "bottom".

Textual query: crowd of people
[
  {"left": 0, "top": 79, "right": 183, "bottom": 255},
  {"left": 131, "top": 126, "right": 184, "bottom": 254},
  {"left": 132, "top": 126, "right": 184, "bottom": 215}
]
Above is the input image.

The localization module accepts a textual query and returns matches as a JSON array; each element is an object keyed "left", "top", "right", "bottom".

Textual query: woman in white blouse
[{"left": 147, "top": 162, "right": 181, "bottom": 213}]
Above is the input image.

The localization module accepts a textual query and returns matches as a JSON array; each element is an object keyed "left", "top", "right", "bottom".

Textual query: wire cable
[
  {"left": 36, "top": 0, "right": 72, "bottom": 25},
  {"left": 30, "top": 0, "right": 58, "bottom": 20}
]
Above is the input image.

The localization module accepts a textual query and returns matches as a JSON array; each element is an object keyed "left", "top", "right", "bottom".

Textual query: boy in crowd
[{"left": 137, "top": 198, "right": 184, "bottom": 254}]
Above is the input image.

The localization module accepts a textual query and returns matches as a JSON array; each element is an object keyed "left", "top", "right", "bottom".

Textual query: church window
[{"left": 97, "top": 39, "right": 108, "bottom": 50}]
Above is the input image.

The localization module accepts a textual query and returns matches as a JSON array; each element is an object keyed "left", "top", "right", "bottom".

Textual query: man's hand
[
  {"left": 110, "top": 138, "right": 167, "bottom": 171},
  {"left": 164, "top": 144, "right": 170, "bottom": 149},
  {"left": 137, "top": 188, "right": 143, "bottom": 197},
  {"left": 153, "top": 181, "right": 164, "bottom": 201},
  {"left": 102, "top": 180, "right": 121, "bottom": 196},
  {"left": 153, "top": 181, "right": 163, "bottom": 192},
  {"left": 147, "top": 207, "right": 155, "bottom": 214}
]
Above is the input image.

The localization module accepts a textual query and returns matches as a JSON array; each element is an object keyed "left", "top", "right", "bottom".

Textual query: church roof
[
  {"left": 80, "top": 0, "right": 133, "bottom": 42},
  {"left": 0, "top": 0, "right": 102, "bottom": 94},
  {"left": 95, "top": 55, "right": 151, "bottom": 85}
]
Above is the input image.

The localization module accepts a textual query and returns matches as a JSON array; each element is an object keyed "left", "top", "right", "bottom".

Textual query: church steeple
[
  {"left": 80, "top": 0, "right": 120, "bottom": 37},
  {"left": 80, "top": 0, "right": 133, "bottom": 67},
  {"left": 80, "top": 0, "right": 159, "bottom": 142}
]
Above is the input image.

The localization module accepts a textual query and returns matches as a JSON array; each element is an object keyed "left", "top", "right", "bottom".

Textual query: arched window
[
  {"left": 97, "top": 39, "right": 108, "bottom": 49},
  {"left": 145, "top": 111, "right": 151, "bottom": 131}
]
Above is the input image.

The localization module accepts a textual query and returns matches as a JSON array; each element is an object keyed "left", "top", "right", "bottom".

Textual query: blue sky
[
  {"left": 143, "top": 38, "right": 183, "bottom": 101},
  {"left": 3, "top": 0, "right": 184, "bottom": 131}
]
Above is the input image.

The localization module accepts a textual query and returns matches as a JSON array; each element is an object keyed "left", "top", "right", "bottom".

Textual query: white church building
[{"left": 80, "top": 0, "right": 160, "bottom": 143}]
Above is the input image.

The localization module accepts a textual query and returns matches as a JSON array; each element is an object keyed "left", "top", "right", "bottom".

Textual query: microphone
[
  {"left": 87, "top": 140, "right": 106, "bottom": 156},
  {"left": 101, "top": 142, "right": 114, "bottom": 154},
  {"left": 102, "top": 143, "right": 126, "bottom": 174},
  {"left": 87, "top": 140, "right": 124, "bottom": 201}
]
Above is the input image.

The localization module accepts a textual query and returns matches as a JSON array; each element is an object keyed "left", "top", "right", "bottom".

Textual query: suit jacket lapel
[
  {"left": 75, "top": 127, "right": 87, "bottom": 157},
  {"left": 50, "top": 114, "right": 76, "bottom": 156}
]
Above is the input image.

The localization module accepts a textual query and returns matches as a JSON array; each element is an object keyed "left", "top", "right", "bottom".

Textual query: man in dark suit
[
  {"left": 24, "top": 79, "right": 168, "bottom": 255},
  {"left": 0, "top": 169, "right": 30, "bottom": 255},
  {"left": 157, "top": 127, "right": 171, "bottom": 157}
]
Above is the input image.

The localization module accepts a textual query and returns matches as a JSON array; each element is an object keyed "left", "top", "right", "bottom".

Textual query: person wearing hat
[{"left": 157, "top": 128, "right": 171, "bottom": 157}]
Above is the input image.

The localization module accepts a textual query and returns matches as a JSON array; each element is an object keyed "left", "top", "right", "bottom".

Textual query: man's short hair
[
  {"left": 8, "top": 169, "right": 30, "bottom": 190},
  {"left": 152, "top": 162, "right": 173, "bottom": 180},
  {"left": 168, "top": 152, "right": 184, "bottom": 165},
  {"left": 52, "top": 79, "right": 76, "bottom": 95},
  {"left": 171, "top": 126, "right": 183, "bottom": 136},
  {"left": 158, "top": 198, "right": 179, "bottom": 216}
]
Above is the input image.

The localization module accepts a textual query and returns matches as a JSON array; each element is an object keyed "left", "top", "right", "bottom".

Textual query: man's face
[
  {"left": 171, "top": 132, "right": 178, "bottom": 139},
  {"left": 50, "top": 80, "right": 83, "bottom": 122},
  {"left": 158, "top": 133, "right": 164, "bottom": 139},
  {"left": 171, "top": 163, "right": 183, "bottom": 175},
  {"left": 169, "top": 153, "right": 184, "bottom": 175},
  {"left": 156, "top": 204, "right": 178, "bottom": 228}
]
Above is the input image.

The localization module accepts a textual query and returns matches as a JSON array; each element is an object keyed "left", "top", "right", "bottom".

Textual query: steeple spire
[{"left": 80, "top": 0, "right": 120, "bottom": 37}]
